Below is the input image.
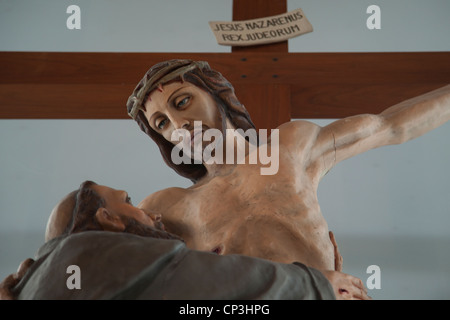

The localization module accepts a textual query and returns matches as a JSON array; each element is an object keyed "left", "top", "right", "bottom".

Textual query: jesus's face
[{"left": 143, "top": 81, "right": 223, "bottom": 150}]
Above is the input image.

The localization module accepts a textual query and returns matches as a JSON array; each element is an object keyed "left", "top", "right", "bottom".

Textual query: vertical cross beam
[
  {"left": 231, "top": 0, "right": 291, "bottom": 130},
  {"left": 232, "top": 0, "right": 288, "bottom": 53}
]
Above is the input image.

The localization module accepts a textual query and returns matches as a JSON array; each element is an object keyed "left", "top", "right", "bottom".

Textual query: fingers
[
  {"left": 0, "top": 274, "right": 18, "bottom": 300},
  {"left": 351, "top": 277, "right": 365, "bottom": 291},
  {"left": 329, "top": 231, "right": 336, "bottom": 244},
  {"left": 354, "top": 291, "right": 372, "bottom": 300},
  {"left": 348, "top": 287, "right": 371, "bottom": 300},
  {"left": 348, "top": 275, "right": 371, "bottom": 300},
  {"left": 337, "top": 286, "right": 371, "bottom": 300},
  {"left": 336, "top": 253, "right": 343, "bottom": 272},
  {"left": 321, "top": 269, "right": 372, "bottom": 300},
  {"left": 349, "top": 285, "right": 371, "bottom": 300},
  {"left": 0, "top": 258, "right": 34, "bottom": 300},
  {"left": 16, "top": 258, "right": 34, "bottom": 279},
  {"left": 337, "top": 274, "right": 371, "bottom": 300},
  {"left": 0, "top": 274, "right": 18, "bottom": 289},
  {"left": 329, "top": 231, "right": 343, "bottom": 272}
]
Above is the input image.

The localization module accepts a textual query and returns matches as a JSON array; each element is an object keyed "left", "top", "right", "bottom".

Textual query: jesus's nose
[{"left": 170, "top": 114, "right": 190, "bottom": 130}]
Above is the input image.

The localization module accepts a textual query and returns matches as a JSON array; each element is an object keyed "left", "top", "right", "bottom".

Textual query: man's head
[
  {"left": 45, "top": 190, "right": 77, "bottom": 242},
  {"left": 45, "top": 181, "right": 182, "bottom": 242},
  {"left": 126, "top": 59, "right": 256, "bottom": 182}
]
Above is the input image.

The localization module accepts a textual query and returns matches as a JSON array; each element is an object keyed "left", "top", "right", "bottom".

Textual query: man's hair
[
  {"left": 64, "top": 180, "right": 104, "bottom": 235},
  {"left": 126, "top": 59, "right": 256, "bottom": 183}
]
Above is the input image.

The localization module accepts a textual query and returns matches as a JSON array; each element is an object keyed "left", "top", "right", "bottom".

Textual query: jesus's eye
[
  {"left": 157, "top": 118, "right": 168, "bottom": 130},
  {"left": 176, "top": 96, "right": 190, "bottom": 108}
]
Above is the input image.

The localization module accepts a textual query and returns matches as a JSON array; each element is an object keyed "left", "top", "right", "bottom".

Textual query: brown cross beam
[{"left": 0, "top": 0, "right": 449, "bottom": 130}]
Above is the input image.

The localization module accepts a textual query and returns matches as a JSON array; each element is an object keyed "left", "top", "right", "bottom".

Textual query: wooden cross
[{"left": 0, "top": 0, "right": 449, "bottom": 130}]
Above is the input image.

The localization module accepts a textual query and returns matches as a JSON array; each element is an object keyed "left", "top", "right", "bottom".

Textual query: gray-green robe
[{"left": 13, "top": 231, "right": 335, "bottom": 300}]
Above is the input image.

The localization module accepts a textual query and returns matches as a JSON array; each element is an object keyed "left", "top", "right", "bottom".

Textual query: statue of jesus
[{"left": 127, "top": 59, "right": 450, "bottom": 271}]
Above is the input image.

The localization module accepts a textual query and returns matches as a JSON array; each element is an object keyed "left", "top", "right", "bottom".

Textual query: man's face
[
  {"left": 143, "top": 81, "right": 223, "bottom": 149},
  {"left": 91, "top": 184, "right": 164, "bottom": 231}
]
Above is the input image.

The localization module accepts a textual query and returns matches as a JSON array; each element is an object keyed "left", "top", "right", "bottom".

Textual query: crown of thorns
[{"left": 127, "top": 60, "right": 209, "bottom": 120}]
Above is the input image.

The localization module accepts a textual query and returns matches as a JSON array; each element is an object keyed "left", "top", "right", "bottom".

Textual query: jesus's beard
[{"left": 123, "top": 218, "right": 184, "bottom": 242}]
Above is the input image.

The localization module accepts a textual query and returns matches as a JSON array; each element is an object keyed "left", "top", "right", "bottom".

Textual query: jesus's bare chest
[
  {"left": 167, "top": 165, "right": 323, "bottom": 240},
  {"left": 159, "top": 161, "right": 334, "bottom": 268}
]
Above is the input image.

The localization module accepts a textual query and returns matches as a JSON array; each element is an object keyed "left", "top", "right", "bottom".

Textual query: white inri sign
[{"left": 209, "top": 8, "right": 313, "bottom": 46}]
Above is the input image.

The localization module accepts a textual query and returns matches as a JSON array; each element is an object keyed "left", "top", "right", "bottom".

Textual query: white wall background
[{"left": 0, "top": 0, "right": 449, "bottom": 300}]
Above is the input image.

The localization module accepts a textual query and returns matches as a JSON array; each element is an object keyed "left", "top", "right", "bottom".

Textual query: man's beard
[{"left": 123, "top": 218, "right": 184, "bottom": 242}]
